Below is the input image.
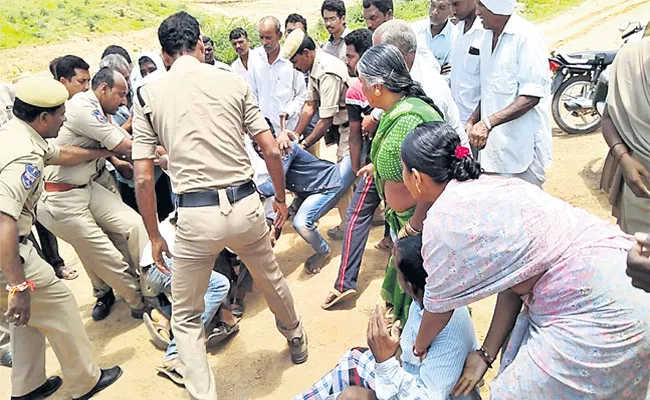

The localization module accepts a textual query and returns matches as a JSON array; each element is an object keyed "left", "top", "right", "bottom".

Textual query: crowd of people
[{"left": 0, "top": 0, "right": 649, "bottom": 399}]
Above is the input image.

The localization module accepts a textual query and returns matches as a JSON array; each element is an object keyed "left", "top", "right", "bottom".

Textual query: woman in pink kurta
[{"left": 400, "top": 121, "right": 650, "bottom": 399}]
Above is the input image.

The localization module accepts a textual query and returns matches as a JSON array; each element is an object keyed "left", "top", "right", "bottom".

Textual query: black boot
[
  {"left": 11, "top": 376, "right": 62, "bottom": 399},
  {"left": 91, "top": 290, "right": 115, "bottom": 321}
]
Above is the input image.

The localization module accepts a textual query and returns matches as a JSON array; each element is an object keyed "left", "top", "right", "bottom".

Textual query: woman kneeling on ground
[{"left": 401, "top": 121, "right": 650, "bottom": 398}]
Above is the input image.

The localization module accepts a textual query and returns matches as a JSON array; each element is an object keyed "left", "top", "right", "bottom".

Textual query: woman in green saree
[{"left": 356, "top": 44, "right": 443, "bottom": 323}]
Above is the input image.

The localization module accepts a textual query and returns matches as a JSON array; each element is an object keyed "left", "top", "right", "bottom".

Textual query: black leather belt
[{"left": 178, "top": 181, "right": 257, "bottom": 208}]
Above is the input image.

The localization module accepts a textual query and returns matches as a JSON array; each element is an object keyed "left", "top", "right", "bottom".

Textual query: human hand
[
  {"left": 273, "top": 199, "right": 288, "bottom": 229},
  {"left": 627, "top": 232, "right": 650, "bottom": 292},
  {"left": 5, "top": 290, "right": 31, "bottom": 327},
  {"left": 151, "top": 235, "right": 172, "bottom": 276},
  {"left": 277, "top": 130, "right": 297, "bottom": 156},
  {"left": 357, "top": 163, "right": 374, "bottom": 178},
  {"left": 362, "top": 116, "right": 379, "bottom": 139},
  {"left": 269, "top": 225, "right": 278, "bottom": 247},
  {"left": 468, "top": 120, "right": 490, "bottom": 150},
  {"left": 367, "top": 303, "right": 401, "bottom": 363},
  {"left": 114, "top": 159, "right": 135, "bottom": 180},
  {"left": 619, "top": 155, "right": 650, "bottom": 199},
  {"left": 441, "top": 63, "right": 452, "bottom": 75},
  {"left": 452, "top": 350, "right": 489, "bottom": 397},
  {"left": 154, "top": 154, "right": 169, "bottom": 170}
]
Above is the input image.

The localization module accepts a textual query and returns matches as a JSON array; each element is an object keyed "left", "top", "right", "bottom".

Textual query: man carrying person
[
  {"left": 132, "top": 12, "right": 307, "bottom": 400},
  {"left": 466, "top": 0, "right": 552, "bottom": 187},
  {"left": 1, "top": 77, "right": 123, "bottom": 400},
  {"left": 37, "top": 67, "right": 147, "bottom": 321},
  {"left": 449, "top": 0, "right": 484, "bottom": 126},
  {"left": 249, "top": 16, "right": 306, "bottom": 135},
  {"left": 413, "top": 0, "right": 455, "bottom": 73},
  {"left": 229, "top": 28, "right": 251, "bottom": 81},
  {"left": 362, "top": 0, "right": 394, "bottom": 32},
  {"left": 321, "top": 0, "right": 350, "bottom": 61},
  {"left": 282, "top": 29, "right": 353, "bottom": 244}
]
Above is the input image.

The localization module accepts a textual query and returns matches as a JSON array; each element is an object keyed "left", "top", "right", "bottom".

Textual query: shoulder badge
[
  {"left": 21, "top": 164, "right": 40, "bottom": 190},
  {"left": 92, "top": 109, "right": 108, "bottom": 124}
]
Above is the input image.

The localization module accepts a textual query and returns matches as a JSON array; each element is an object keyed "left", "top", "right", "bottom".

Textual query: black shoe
[
  {"left": 288, "top": 329, "right": 308, "bottom": 364},
  {"left": 131, "top": 306, "right": 146, "bottom": 320},
  {"left": 73, "top": 366, "right": 123, "bottom": 400},
  {"left": 11, "top": 376, "right": 62, "bottom": 399},
  {"left": 91, "top": 290, "right": 115, "bottom": 321}
]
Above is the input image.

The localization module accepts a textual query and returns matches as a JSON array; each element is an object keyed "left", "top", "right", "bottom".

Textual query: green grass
[
  {"left": 0, "top": 0, "right": 189, "bottom": 49},
  {"left": 519, "top": 0, "right": 586, "bottom": 22},
  {"left": 0, "top": 0, "right": 586, "bottom": 54}
]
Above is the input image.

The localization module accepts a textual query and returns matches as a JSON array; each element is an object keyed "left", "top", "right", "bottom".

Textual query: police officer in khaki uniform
[
  {"left": 281, "top": 29, "right": 353, "bottom": 241},
  {"left": 132, "top": 12, "right": 307, "bottom": 400},
  {"left": 37, "top": 67, "right": 147, "bottom": 321},
  {"left": 0, "top": 78, "right": 122, "bottom": 399}
]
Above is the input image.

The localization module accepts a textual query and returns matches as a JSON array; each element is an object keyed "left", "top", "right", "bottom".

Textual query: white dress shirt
[
  {"left": 450, "top": 17, "right": 484, "bottom": 125},
  {"left": 247, "top": 47, "right": 307, "bottom": 133},
  {"left": 231, "top": 56, "right": 250, "bottom": 84},
  {"left": 478, "top": 14, "right": 552, "bottom": 175},
  {"left": 410, "top": 52, "right": 469, "bottom": 148},
  {"left": 412, "top": 18, "right": 455, "bottom": 67}
]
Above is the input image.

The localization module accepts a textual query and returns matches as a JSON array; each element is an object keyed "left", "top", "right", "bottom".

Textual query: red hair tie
[{"left": 454, "top": 146, "right": 471, "bottom": 159}]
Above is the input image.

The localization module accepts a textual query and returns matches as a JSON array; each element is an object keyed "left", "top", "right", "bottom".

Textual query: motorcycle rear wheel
[{"left": 552, "top": 75, "right": 601, "bottom": 135}]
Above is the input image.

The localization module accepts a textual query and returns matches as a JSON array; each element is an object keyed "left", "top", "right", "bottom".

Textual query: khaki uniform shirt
[
  {"left": 0, "top": 83, "right": 15, "bottom": 127},
  {"left": 0, "top": 118, "right": 60, "bottom": 236},
  {"left": 307, "top": 50, "right": 351, "bottom": 126},
  {"left": 45, "top": 90, "right": 129, "bottom": 185},
  {"left": 132, "top": 56, "right": 270, "bottom": 195}
]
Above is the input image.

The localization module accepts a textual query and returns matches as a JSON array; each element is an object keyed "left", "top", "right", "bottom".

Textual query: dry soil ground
[{"left": 1, "top": 0, "right": 650, "bottom": 398}]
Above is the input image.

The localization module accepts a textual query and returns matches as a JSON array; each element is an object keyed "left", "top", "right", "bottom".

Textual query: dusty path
[{"left": 1, "top": 0, "right": 649, "bottom": 399}]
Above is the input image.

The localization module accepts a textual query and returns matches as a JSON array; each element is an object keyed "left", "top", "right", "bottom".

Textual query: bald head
[
  {"left": 92, "top": 67, "right": 128, "bottom": 115},
  {"left": 259, "top": 15, "right": 283, "bottom": 55},
  {"left": 372, "top": 19, "right": 418, "bottom": 58}
]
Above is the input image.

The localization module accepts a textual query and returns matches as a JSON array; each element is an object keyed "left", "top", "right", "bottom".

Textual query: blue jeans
[
  {"left": 293, "top": 156, "right": 355, "bottom": 255},
  {"left": 141, "top": 264, "right": 230, "bottom": 361}
]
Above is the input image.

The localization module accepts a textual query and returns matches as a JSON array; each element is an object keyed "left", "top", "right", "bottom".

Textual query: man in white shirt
[
  {"left": 467, "top": 0, "right": 552, "bottom": 187},
  {"left": 202, "top": 36, "right": 232, "bottom": 72},
  {"left": 371, "top": 20, "right": 468, "bottom": 148},
  {"left": 248, "top": 16, "right": 306, "bottom": 133},
  {"left": 412, "top": 0, "right": 454, "bottom": 73},
  {"left": 449, "top": 0, "right": 484, "bottom": 126},
  {"left": 229, "top": 28, "right": 251, "bottom": 81}
]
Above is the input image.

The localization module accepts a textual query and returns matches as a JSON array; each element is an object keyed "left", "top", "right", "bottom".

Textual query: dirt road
[{"left": 1, "top": 0, "right": 649, "bottom": 399}]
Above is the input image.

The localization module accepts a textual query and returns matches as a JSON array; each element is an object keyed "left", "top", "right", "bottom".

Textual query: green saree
[{"left": 370, "top": 96, "right": 442, "bottom": 324}]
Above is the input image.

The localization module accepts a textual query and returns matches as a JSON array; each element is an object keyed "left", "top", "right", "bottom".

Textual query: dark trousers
[
  {"left": 333, "top": 174, "right": 382, "bottom": 292},
  {"left": 34, "top": 221, "right": 64, "bottom": 268}
]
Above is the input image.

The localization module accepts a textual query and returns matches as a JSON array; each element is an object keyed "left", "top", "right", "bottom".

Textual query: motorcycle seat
[{"left": 557, "top": 50, "right": 617, "bottom": 66}]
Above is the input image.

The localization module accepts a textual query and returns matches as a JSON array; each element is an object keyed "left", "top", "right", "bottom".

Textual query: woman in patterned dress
[
  {"left": 355, "top": 44, "right": 443, "bottom": 324},
  {"left": 401, "top": 121, "right": 650, "bottom": 399}
]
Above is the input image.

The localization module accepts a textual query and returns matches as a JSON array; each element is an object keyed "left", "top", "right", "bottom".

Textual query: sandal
[
  {"left": 143, "top": 312, "right": 172, "bottom": 350},
  {"left": 156, "top": 358, "right": 185, "bottom": 387},
  {"left": 374, "top": 237, "right": 393, "bottom": 252},
  {"left": 321, "top": 289, "right": 358, "bottom": 310},
  {"left": 55, "top": 265, "right": 79, "bottom": 280},
  {"left": 206, "top": 321, "right": 239, "bottom": 348}
]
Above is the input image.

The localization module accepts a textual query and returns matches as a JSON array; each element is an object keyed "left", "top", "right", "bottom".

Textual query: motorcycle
[{"left": 548, "top": 22, "right": 644, "bottom": 135}]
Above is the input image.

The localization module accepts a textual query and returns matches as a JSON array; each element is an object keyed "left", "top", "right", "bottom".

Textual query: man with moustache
[{"left": 230, "top": 28, "right": 252, "bottom": 81}]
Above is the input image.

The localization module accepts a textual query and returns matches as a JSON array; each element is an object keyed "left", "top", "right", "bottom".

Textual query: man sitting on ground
[{"left": 297, "top": 236, "right": 479, "bottom": 400}]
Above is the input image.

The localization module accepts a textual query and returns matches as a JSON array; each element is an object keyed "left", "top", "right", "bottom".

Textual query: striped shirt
[{"left": 375, "top": 302, "right": 481, "bottom": 400}]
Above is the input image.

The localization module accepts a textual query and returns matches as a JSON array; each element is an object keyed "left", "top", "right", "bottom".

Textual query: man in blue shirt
[
  {"left": 295, "top": 236, "right": 480, "bottom": 400},
  {"left": 413, "top": 0, "right": 454, "bottom": 74},
  {"left": 257, "top": 142, "right": 355, "bottom": 273}
]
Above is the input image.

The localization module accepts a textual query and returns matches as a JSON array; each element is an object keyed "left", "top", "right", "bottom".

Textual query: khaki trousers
[
  {"left": 173, "top": 192, "right": 302, "bottom": 400},
  {"left": 37, "top": 180, "right": 145, "bottom": 307},
  {"left": 0, "top": 242, "right": 100, "bottom": 398}
]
